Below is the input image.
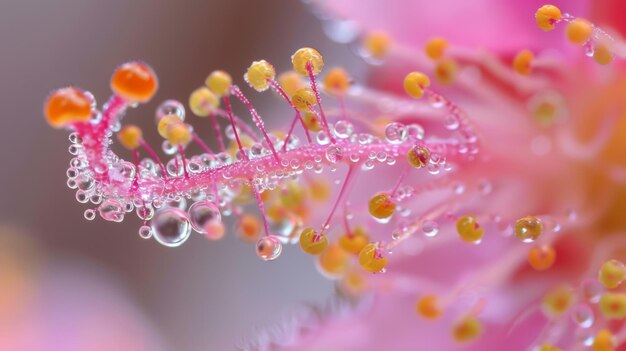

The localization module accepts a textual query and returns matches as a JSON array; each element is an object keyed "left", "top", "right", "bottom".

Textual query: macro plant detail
[{"left": 45, "top": 3, "right": 626, "bottom": 350}]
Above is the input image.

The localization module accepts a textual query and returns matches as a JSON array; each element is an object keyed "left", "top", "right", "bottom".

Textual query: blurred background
[{"left": 0, "top": 0, "right": 366, "bottom": 349}]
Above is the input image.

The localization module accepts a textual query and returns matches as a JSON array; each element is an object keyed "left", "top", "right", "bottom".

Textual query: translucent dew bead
[
  {"left": 451, "top": 315, "right": 483, "bottom": 343},
  {"left": 117, "top": 125, "right": 143, "bottom": 150},
  {"left": 513, "top": 50, "right": 534, "bottom": 75},
  {"left": 362, "top": 31, "right": 391, "bottom": 59},
  {"left": 368, "top": 192, "right": 396, "bottom": 221},
  {"left": 598, "top": 292, "right": 626, "bottom": 319},
  {"left": 244, "top": 60, "right": 276, "bottom": 92},
  {"left": 527, "top": 245, "right": 556, "bottom": 271},
  {"left": 424, "top": 37, "right": 449, "bottom": 60},
  {"left": 110, "top": 61, "right": 158, "bottom": 103},
  {"left": 407, "top": 145, "right": 430, "bottom": 168},
  {"left": 205, "top": 70, "right": 232, "bottom": 96},
  {"left": 403, "top": 72, "right": 430, "bottom": 99},
  {"left": 598, "top": 259, "right": 625, "bottom": 289},
  {"left": 151, "top": 208, "right": 191, "bottom": 247},
  {"left": 515, "top": 216, "right": 543, "bottom": 243},
  {"left": 535, "top": 5, "right": 562, "bottom": 31},
  {"left": 299, "top": 227, "right": 329, "bottom": 255},
  {"left": 188, "top": 200, "right": 221, "bottom": 234},
  {"left": 256, "top": 235, "right": 282, "bottom": 261},
  {"left": 291, "top": 88, "right": 317, "bottom": 111},
  {"left": 189, "top": 87, "right": 219, "bottom": 117},
  {"left": 338, "top": 226, "right": 369, "bottom": 255},
  {"left": 416, "top": 294, "right": 443, "bottom": 320},
  {"left": 291, "top": 47, "right": 324, "bottom": 76},
  {"left": 456, "top": 215, "right": 484, "bottom": 244},
  {"left": 44, "top": 87, "right": 93, "bottom": 128},
  {"left": 358, "top": 242, "right": 388, "bottom": 273}
]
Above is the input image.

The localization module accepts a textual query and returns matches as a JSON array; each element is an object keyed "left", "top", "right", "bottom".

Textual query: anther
[
  {"left": 292, "top": 47, "right": 324, "bottom": 76},
  {"left": 362, "top": 31, "right": 391, "bottom": 59},
  {"left": 205, "top": 70, "right": 232, "bottom": 96},
  {"left": 44, "top": 87, "right": 93, "bottom": 128},
  {"left": 535, "top": 5, "right": 562, "bottom": 31},
  {"left": 425, "top": 37, "right": 449, "bottom": 60},
  {"left": 244, "top": 60, "right": 276, "bottom": 92},
  {"left": 404, "top": 72, "right": 431, "bottom": 99},
  {"left": 513, "top": 50, "right": 534, "bottom": 75},
  {"left": 117, "top": 125, "right": 143, "bottom": 150},
  {"left": 111, "top": 61, "right": 158, "bottom": 103}
]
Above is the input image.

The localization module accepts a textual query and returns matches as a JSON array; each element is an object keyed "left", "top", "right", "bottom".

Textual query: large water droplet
[
  {"left": 384, "top": 122, "right": 407, "bottom": 144},
  {"left": 151, "top": 208, "right": 191, "bottom": 247},
  {"left": 98, "top": 199, "right": 124, "bottom": 222},
  {"left": 188, "top": 201, "right": 221, "bottom": 234},
  {"left": 325, "top": 145, "right": 344, "bottom": 163},
  {"left": 256, "top": 235, "right": 282, "bottom": 261}
]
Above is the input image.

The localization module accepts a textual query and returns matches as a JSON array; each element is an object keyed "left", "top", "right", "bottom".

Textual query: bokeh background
[{"left": 0, "top": 0, "right": 366, "bottom": 349}]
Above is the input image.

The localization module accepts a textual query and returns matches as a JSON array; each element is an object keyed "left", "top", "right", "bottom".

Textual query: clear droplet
[
  {"left": 188, "top": 201, "right": 221, "bottom": 234},
  {"left": 156, "top": 99, "right": 185, "bottom": 123},
  {"left": 84, "top": 209, "right": 96, "bottom": 221},
  {"left": 139, "top": 225, "right": 152, "bottom": 239},
  {"left": 334, "top": 120, "right": 354, "bottom": 138},
  {"left": 256, "top": 235, "right": 282, "bottom": 261},
  {"left": 421, "top": 220, "right": 439, "bottom": 237},
  {"left": 571, "top": 304, "right": 594, "bottom": 328},
  {"left": 98, "top": 199, "right": 124, "bottom": 222},
  {"left": 325, "top": 145, "right": 344, "bottom": 163},
  {"left": 151, "top": 208, "right": 191, "bottom": 247},
  {"left": 384, "top": 122, "right": 407, "bottom": 144}
]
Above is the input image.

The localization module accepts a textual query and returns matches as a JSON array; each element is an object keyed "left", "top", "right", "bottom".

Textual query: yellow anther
[
  {"left": 340, "top": 269, "right": 369, "bottom": 297},
  {"left": 278, "top": 71, "right": 305, "bottom": 98},
  {"left": 528, "top": 245, "right": 556, "bottom": 271},
  {"left": 456, "top": 215, "right": 484, "bottom": 244},
  {"left": 117, "top": 125, "right": 143, "bottom": 150},
  {"left": 593, "top": 329, "right": 616, "bottom": 351},
  {"left": 425, "top": 37, "right": 449, "bottom": 60},
  {"left": 515, "top": 216, "right": 543, "bottom": 243},
  {"left": 44, "top": 87, "right": 93, "bottom": 128},
  {"left": 280, "top": 182, "right": 305, "bottom": 208},
  {"left": 339, "top": 226, "right": 369, "bottom": 255},
  {"left": 407, "top": 145, "right": 430, "bottom": 168},
  {"left": 363, "top": 31, "right": 391, "bottom": 59},
  {"left": 308, "top": 178, "right": 331, "bottom": 202},
  {"left": 317, "top": 244, "right": 350, "bottom": 278},
  {"left": 599, "top": 259, "right": 625, "bottom": 289},
  {"left": 368, "top": 192, "right": 396, "bottom": 220},
  {"left": 403, "top": 71, "right": 431, "bottom": 99},
  {"left": 540, "top": 343, "right": 563, "bottom": 351},
  {"left": 594, "top": 43, "right": 614, "bottom": 65},
  {"left": 535, "top": 5, "right": 562, "bottom": 31},
  {"left": 358, "top": 242, "right": 388, "bottom": 273},
  {"left": 416, "top": 294, "right": 443, "bottom": 320},
  {"left": 205, "top": 70, "right": 232, "bottom": 96},
  {"left": 434, "top": 58, "right": 458, "bottom": 85},
  {"left": 513, "top": 50, "right": 534, "bottom": 75},
  {"left": 291, "top": 47, "right": 324, "bottom": 76},
  {"left": 110, "top": 61, "right": 158, "bottom": 103},
  {"left": 302, "top": 111, "right": 323, "bottom": 132},
  {"left": 244, "top": 60, "right": 276, "bottom": 92},
  {"left": 291, "top": 88, "right": 317, "bottom": 111},
  {"left": 157, "top": 114, "right": 183, "bottom": 138},
  {"left": 323, "top": 67, "right": 351, "bottom": 95},
  {"left": 566, "top": 18, "right": 593, "bottom": 45},
  {"left": 189, "top": 87, "right": 219, "bottom": 117},
  {"left": 238, "top": 214, "right": 261, "bottom": 242},
  {"left": 165, "top": 122, "right": 191, "bottom": 145},
  {"left": 542, "top": 286, "right": 573, "bottom": 317},
  {"left": 451, "top": 315, "right": 482, "bottom": 343},
  {"left": 599, "top": 292, "right": 626, "bottom": 319},
  {"left": 299, "top": 227, "right": 329, "bottom": 255}
]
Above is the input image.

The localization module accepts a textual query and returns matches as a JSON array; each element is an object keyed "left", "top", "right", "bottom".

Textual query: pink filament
[
  {"left": 208, "top": 112, "right": 226, "bottom": 152},
  {"left": 267, "top": 79, "right": 313, "bottom": 148},
  {"left": 305, "top": 62, "right": 336, "bottom": 143},
  {"left": 139, "top": 140, "right": 167, "bottom": 179},
  {"left": 222, "top": 94, "right": 249, "bottom": 161}
]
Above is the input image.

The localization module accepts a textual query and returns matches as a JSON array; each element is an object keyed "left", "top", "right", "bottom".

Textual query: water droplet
[
  {"left": 571, "top": 304, "right": 594, "bottom": 328},
  {"left": 422, "top": 220, "right": 439, "bottom": 237},
  {"left": 162, "top": 140, "right": 177, "bottom": 155},
  {"left": 139, "top": 225, "right": 152, "bottom": 239},
  {"left": 581, "top": 279, "right": 603, "bottom": 303},
  {"left": 384, "top": 122, "right": 407, "bottom": 144},
  {"left": 98, "top": 199, "right": 124, "bottom": 222},
  {"left": 444, "top": 114, "right": 460, "bottom": 130},
  {"left": 188, "top": 201, "right": 221, "bottom": 234},
  {"left": 156, "top": 99, "right": 185, "bottom": 123},
  {"left": 316, "top": 131, "right": 330, "bottom": 145},
  {"left": 151, "top": 208, "right": 191, "bottom": 247},
  {"left": 406, "top": 124, "right": 425, "bottom": 140},
  {"left": 256, "top": 235, "right": 282, "bottom": 261},
  {"left": 84, "top": 209, "right": 96, "bottom": 221},
  {"left": 334, "top": 120, "right": 354, "bottom": 138},
  {"left": 325, "top": 145, "right": 344, "bottom": 163},
  {"left": 137, "top": 204, "right": 155, "bottom": 220}
]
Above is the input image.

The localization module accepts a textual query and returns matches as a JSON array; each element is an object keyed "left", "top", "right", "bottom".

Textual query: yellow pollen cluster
[
  {"left": 117, "top": 125, "right": 143, "bottom": 150},
  {"left": 451, "top": 315, "right": 482, "bottom": 343},
  {"left": 292, "top": 88, "right": 317, "bottom": 111},
  {"left": 358, "top": 242, "right": 387, "bottom": 273},
  {"left": 539, "top": 344, "right": 563, "bottom": 351},
  {"left": 535, "top": 5, "right": 562, "bottom": 31},
  {"left": 362, "top": 31, "right": 391, "bottom": 59},
  {"left": 323, "top": 67, "right": 351, "bottom": 96},
  {"left": 456, "top": 215, "right": 484, "bottom": 244},
  {"left": 299, "top": 227, "right": 329, "bottom": 255},
  {"left": 44, "top": 87, "right": 93, "bottom": 128},
  {"left": 424, "top": 37, "right": 449, "bottom": 60},
  {"left": 434, "top": 58, "right": 458, "bottom": 85},
  {"left": 593, "top": 329, "right": 616, "bottom": 351},
  {"left": 338, "top": 226, "right": 369, "bottom": 255},
  {"left": 189, "top": 87, "right": 219, "bottom": 117},
  {"left": 278, "top": 71, "right": 305, "bottom": 98},
  {"left": 157, "top": 115, "right": 183, "bottom": 138},
  {"left": 292, "top": 47, "right": 324, "bottom": 76},
  {"left": 317, "top": 244, "right": 350, "bottom": 278},
  {"left": 599, "top": 259, "right": 625, "bottom": 289},
  {"left": 368, "top": 192, "right": 396, "bottom": 220},
  {"left": 594, "top": 43, "right": 614, "bottom": 65},
  {"left": 599, "top": 292, "right": 626, "bottom": 319},
  {"left": 110, "top": 61, "right": 158, "bottom": 103},
  {"left": 542, "top": 286, "right": 573, "bottom": 317},
  {"left": 244, "top": 60, "right": 276, "bottom": 92},
  {"left": 513, "top": 50, "right": 534, "bottom": 76},
  {"left": 416, "top": 294, "right": 443, "bottom": 320},
  {"left": 566, "top": 18, "right": 593, "bottom": 45},
  {"left": 403, "top": 72, "right": 430, "bottom": 99},
  {"left": 205, "top": 70, "right": 232, "bottom": 96},
  {"left": 302, "top": 112, "right": 323, "bottom": 132},
  {"left": 527, "top": 245, "right": 556, "bottom": 271},
  {"left": 515, "top": 216, "right": 543, "bottom": 243}
]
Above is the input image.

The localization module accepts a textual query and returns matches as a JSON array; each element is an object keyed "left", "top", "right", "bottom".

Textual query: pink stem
[
  {"left": 267, "top": 79, "right": 312, "bottom": 146},
  {"left": 338, "top": 96, "right": 349, "bottom": 121},
  {"left": 178, "top": 144, "right": 190, "bottom": 179},
  {"left": 222, "top": 94, "right": 249, "bottom": 161},
  {"left": 230, "top": 86, "right": 280, "bottom": 163},
  {"left": 131, "top": 149, "right": 140, "bottom": 191},
  {"left": 139, "top": 140, "right": 167, "bottom": 179},
  {"left": 389, "top": 164, "right": 411, "bottom": 198},
  {"left": 251, "top": 182, "right": 271, "bottom": 237},
  {"left": 213, "top": 108, "right": 260, "bottom": 143},
  {"left": 306, "top": 62, "right": 336, "bottom": 143},
  {"left": 208, "top": 112, "right": 226, "bottom": 152},
  {"left": 282, "top": 113, "right": 300, "bottom": 153},
  {"left": 192, "top": 132, "right": 214, "bottom": 155},
  {"left": 321, "top": 165, "right": 355, "bottom": 232},
  {"left": 342, "top": 202, "right": 353, "bottom": 237}
]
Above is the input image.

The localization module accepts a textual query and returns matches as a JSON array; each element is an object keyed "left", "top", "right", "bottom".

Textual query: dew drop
[
  {"left": 571, "top": 304, "right": 594, "bottom": 328},
  {"left": 156, "top": 99, "right": 185, "bottom": 123},
  {"left": 151, "top": 208, "right": 191, "bottom": 247},
  {"left": 139, "top": 225, "right": 152, "bottom": 239},
  {"left": 256, "top": 235, "right": 282, "bottom": 261},
  {"left": 84, "top": 209, "right": 96, "bottom": 221},
  {"left": 384, "top": 122, "right": 407, "bottom": 144},
  {"left": 421, "top": 220, "right": 439, "bottom": 237},
  {"left": 188, "top": 201, "right": 221, "bottom": 234},
  {"left": 325, "top": 145, "right": 344, "bottom": 163}
]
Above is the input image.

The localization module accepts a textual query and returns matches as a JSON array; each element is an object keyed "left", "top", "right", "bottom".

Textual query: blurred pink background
[{"left": 0, "top": 0, "right": 365, "bottom": 349}]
